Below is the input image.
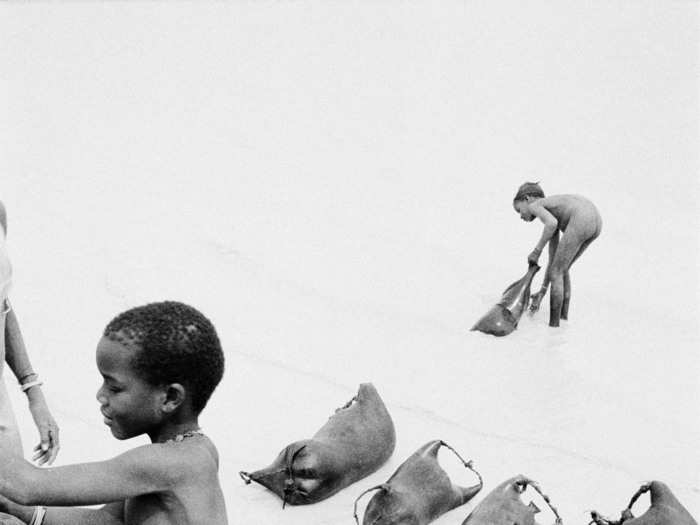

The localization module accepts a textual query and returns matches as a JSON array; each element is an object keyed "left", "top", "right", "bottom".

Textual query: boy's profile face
[
  {"left": 513, "top": 199, "right": 536, "bottom": 222},
  {"left": 96, "top": 335, "right": 165, "bottom": 440}
]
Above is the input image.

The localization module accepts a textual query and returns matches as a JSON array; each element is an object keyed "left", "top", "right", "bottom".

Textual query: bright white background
[{"left": 1, "top": 2, "right": 698, "bottom": 524}]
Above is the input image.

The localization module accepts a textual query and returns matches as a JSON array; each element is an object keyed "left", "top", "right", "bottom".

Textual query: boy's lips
[{"left": 100, "top": 408, "right": 113, "bottom": 425}]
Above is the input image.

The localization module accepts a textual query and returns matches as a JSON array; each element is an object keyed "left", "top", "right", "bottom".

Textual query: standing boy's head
[
  {"left": 513, "top": 181, "right": 545, "bottom": 204},
  {"left": 512, "top": 182, "right": 545, "bottom": 221},
  {"left": 96, "top": 301, "right": 224, "bottom": 441}
]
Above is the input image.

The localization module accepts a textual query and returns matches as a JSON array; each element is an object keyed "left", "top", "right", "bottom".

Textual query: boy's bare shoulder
[
  {"left": 116, "top": 437, "right": 220, "bottom": 484},
  {"left": 156, "top": 437, "right": 220, "bottom": 472}
]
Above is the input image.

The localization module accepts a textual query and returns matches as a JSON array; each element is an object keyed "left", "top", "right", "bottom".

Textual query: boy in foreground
[{"left": 0, "top": 301, "right": 227, "bottom": 524}]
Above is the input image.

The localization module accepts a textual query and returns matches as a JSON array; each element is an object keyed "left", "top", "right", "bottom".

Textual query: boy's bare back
[
  {"left": 534, "top": 194, "right": 601, "bottom": 234},
  {"left": 121, "top": 437, "right": 226, "bottom": 525}
]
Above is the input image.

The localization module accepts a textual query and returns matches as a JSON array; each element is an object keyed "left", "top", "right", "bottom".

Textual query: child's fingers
[
  {"left": 32, "top": 433, "right": 59, "bottom": 465},
  {"left": 33, "top": 426, "right": 60, "bottom": 465},
  {"left": 42, "top": 428, "right": 59, "bottom": 466},
  {"left": 39, "top": 426, "right": 51, "bottom": 454},
  {"left": 42, "top": 450, "right": 54, "bottom": 466},
  {"left": 32, "top": 445, "right": 48, "bottom": 463},
  {"left": 47, "top": 437, "right": 60, "bottom": 465},
  {"left": 36, "top": 448, "right": 52, "bottom": 466}
]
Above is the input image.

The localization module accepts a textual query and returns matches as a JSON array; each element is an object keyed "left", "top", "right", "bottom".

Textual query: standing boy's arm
[
  {"left": 527, "top": 208, "right": 559, "bottom": 312},
  {"left": 0, "top": 444, "right": 182, "bottom": 508},
  {"left": 530, "top": 204, "right": 559, "bottom": 254},
  {"left": 540, "top": 230, "right": 559, "bottom": 291}
]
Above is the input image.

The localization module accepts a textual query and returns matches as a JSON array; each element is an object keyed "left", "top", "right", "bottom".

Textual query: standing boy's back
[{"left": 529, "top": 194, "right": 601, "bottom": 235}]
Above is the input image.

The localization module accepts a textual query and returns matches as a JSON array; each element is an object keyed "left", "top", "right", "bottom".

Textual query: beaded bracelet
[{"left": 30, "top": 506, "right": 46, "bottom": 525}]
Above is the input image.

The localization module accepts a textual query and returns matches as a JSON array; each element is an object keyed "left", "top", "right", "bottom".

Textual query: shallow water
[{"left": 1, "top": 2, "right": 698, "bottom": 524}]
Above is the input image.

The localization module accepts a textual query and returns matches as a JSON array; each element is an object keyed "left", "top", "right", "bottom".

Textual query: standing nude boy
[{"left": 513, "top": 182, "right": 602, "bottom": 327}]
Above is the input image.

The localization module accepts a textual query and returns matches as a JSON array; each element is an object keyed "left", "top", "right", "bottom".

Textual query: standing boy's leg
[
  {"left": 549, "top": 272, "right": 565, "bottom": 327},
  {"left": 561, "top": 230, "right": 599, "bottom": 320},
  {"left": 561, "top": 271, "right": 571, "bottom": 320},
  {"left": 548, "top": 234, "right": 582, "bottom": 327}
]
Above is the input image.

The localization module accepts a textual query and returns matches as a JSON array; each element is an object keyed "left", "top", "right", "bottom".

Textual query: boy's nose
[{"left": 96, "top": 387, "right": 107, "bottom": 404}]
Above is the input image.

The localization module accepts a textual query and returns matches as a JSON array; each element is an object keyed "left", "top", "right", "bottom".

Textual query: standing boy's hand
[
  {"left": 527, "top": 248, "right": 542, "bottom": 265},
  {"left": 529, "top": 290, "right": 545, "bottom": 312},
  {"left": 26, "top": 388, "right": 60, "bottom": 465}
]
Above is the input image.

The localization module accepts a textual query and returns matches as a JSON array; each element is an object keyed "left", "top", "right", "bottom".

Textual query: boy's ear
[{"left": 162, "top": 383, "right": 186, "bottom": 413}]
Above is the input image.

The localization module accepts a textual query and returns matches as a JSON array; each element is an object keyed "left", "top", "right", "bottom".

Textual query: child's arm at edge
[
  {"left": 0, "top": 444, "right": 182, "bottom": 508},
  {"left": 4, "top": 306, "right": 60, "bottom": 465},
  {"left": 2, "top": 498, "right": 124, "bottom": 525}
]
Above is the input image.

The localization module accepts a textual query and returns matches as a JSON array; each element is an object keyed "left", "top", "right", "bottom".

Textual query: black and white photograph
[{"left": 0, "top": 2, "right": 698, "bottom": 524}]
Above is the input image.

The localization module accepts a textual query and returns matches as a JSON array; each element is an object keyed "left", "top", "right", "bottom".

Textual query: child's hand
[
  {"left": 527, "top": 249, "right": 542, "bottom": 265},
  {"left": 27, "top": 393, "right": 60, "bottom": 466},
  {"left": 529, "top": 290, "right": 545, "bottom": 312}
]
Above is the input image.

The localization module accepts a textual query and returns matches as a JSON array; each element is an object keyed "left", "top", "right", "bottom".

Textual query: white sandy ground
[{"left": 1, "top": 2, "right": 699, "bottom": 524}]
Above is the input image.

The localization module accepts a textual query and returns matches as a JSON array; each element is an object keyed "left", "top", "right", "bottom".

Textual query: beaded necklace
[{"left": 166, "top": 429, "right": 205, "bottom": 443}]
